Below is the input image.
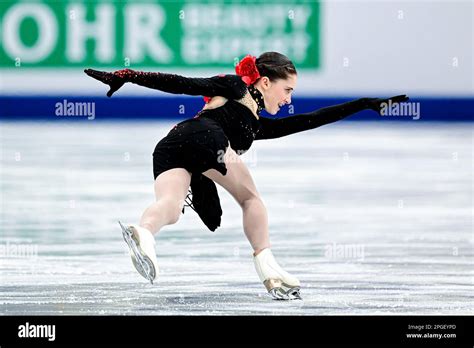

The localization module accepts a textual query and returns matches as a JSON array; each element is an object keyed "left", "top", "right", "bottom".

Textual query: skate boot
[
  {"left": 253, "top": 248, "right": 302, "bottom": 300},
  {"left": 119, "top": 221, "right": 159, "bottom": 284}
]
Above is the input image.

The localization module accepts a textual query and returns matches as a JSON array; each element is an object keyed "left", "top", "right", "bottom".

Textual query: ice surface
[{"left": 0, "top": 121, "right": 472, "bottom": 315}]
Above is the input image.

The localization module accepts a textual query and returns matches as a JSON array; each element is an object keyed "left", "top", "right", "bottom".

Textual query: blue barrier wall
[{"left": 1, "top": 96, "right": 472, "bottom": 122}]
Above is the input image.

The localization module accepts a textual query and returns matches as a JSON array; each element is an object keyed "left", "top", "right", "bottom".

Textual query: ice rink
[{"left": 0, "top": 121, "right": 472, "bottom": 315}]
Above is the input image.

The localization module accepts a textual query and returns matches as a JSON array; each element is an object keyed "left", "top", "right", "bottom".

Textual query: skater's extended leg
[
  {"left": 140, "top": 168, "right": 192, "bottom": 234},
  {"left": 120, "top": 168, "right": 191, "bottom": 284},
  {"left": 203, "top": 148, "right": 270, "bottom": 254}
]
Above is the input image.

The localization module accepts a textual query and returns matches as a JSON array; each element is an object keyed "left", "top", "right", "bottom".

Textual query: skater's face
[{"left": 257, "top": 74, "right": 297, "bottom": 115}]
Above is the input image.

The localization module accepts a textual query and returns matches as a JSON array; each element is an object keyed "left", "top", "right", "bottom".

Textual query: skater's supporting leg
[
  {"left": 139, "top": 168, "right": 192, "bottom": 234},
  {"left": 203, "top": 147, "right": 300, "bottom": 299},
  {"left": 202, "top": 147, "right": 270, "bottom": 254}
]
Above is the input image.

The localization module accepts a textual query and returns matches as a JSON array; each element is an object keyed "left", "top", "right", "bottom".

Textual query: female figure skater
[{"left": 85, "top": 52, "right": 408, "bottom": 300}]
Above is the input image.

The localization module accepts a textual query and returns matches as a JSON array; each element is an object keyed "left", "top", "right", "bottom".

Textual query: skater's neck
[{"left": 247, "top": 85, "right": 265, "bottom": 116}]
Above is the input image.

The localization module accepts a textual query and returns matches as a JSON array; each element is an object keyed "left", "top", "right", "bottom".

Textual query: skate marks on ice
[{"left": 0, "top": 122, "right": 472, "bottom": 314}]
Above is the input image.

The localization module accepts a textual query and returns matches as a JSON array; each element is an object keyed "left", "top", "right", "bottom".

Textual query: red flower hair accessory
[{"left": 235, "top": 55, "right": 260, "bottom": 86}]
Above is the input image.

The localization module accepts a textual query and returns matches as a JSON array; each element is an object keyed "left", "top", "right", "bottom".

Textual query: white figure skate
[
  {"left": 253, "top": 248, "right": 302, "bottom": 300},
  {"left": 119, "top": 221, "right": 159, "bottom": 284}
]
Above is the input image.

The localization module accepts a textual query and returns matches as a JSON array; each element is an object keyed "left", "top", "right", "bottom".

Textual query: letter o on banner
[{"left": 2, "top": 3, "right": 57, "bottom": 63}]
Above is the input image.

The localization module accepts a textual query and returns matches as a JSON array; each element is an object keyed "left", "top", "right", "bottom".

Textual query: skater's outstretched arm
[
  {"left": 255, "top": 95, "right": 409, "bottom": 140},
  {"left": 84, "top": 68, "right": 247, "bottom": 99}
]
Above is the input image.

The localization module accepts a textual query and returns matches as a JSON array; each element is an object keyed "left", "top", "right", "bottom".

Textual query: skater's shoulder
[{"left": 209, "top": 74, "right": 248, "bottom": 98}]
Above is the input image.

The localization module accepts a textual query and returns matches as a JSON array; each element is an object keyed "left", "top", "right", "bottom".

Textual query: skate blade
[
  {"left": 119, "top": 221, "right": 156, "bottom": 284},
  {"left": 269, "top": 285, "right": 302, "bottom": 301}
]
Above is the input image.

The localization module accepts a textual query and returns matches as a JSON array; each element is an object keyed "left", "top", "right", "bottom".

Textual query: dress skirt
[{"left": 153, "top": 117, "right": 229, "bottom": 179}]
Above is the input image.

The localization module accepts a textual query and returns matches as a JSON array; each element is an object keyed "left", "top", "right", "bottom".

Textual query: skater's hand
[
  {"left": 366, "top": 94, "right": 409, "bottom": 115},
  {"left": 84, "top": 68, "right": 128, "bottom": 97}
]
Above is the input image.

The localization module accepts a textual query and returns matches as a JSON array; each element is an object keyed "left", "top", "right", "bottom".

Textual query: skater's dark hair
[{"left": 256, "top": 52, "right": 297, "bottom": 82}]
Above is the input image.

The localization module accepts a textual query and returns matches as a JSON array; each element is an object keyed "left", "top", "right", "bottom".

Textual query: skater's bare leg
[
  {"left": 203, "top": 147, "right": 300, "bottom": 299},
  {"left": 203, "top": 147, "right": 270, "bottom": 254},
  {"left": 139, "top": 168, "right": 191, "bottom": 234}
]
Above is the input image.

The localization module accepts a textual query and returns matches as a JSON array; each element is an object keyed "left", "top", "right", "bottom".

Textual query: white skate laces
[
  {"left": 253, "top": 248, "right": 302, "bottom": 300},
  {"left": 119, "top": 221, "right": 159, "bottom": 284}
]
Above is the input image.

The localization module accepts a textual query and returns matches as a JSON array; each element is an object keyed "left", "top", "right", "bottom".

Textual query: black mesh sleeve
[
  {"left": 127, "top": 71, "right": 248, "bottom": 100},
  {"left": 254, "top": 98, "right": 370, "bottom": 140}
]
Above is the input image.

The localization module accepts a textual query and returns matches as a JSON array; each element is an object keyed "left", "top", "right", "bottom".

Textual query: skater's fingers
[
  {"left": 388, "top": 94, "right": 409, "bottom": 103},
  {"left": 84, "top": 68, "right": 101, "bottom": 79},
  {"left": 107, "top": 86, "right": 120, "bottom": 97},
  {"left": 84, "top": 68, "right": 123, "bottom": 96},
  {"left": 84, "top": 68, "right": 110, "bottom": 83},
  {"left": 106, "top": 82, "right": 125, "bottom": 97},
  {"left": 107, "top": 87, "right": 115, "bottom": 98}
]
